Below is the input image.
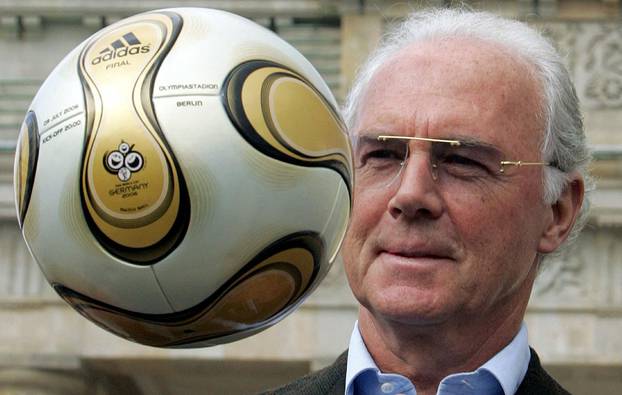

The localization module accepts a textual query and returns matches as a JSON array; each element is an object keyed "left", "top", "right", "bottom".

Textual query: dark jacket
[{"left": 261, "top": 348, "right": 571, "bottom": 395}]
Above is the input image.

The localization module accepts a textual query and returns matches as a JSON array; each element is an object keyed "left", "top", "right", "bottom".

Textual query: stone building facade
[{"left": 1, "top": 1, "right": 621, "bottom": 393}]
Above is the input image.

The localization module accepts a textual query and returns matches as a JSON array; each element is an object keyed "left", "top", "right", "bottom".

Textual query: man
[{"left": 266, "top": 8, "right": 590, "bottom": 395}]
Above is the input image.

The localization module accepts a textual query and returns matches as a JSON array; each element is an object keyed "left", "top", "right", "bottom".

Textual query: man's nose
[{"left": 387, "top": 153, "right": 444, "bottom": 220}]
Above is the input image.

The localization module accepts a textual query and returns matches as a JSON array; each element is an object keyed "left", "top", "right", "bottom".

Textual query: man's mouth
[
  {"left": 378, "top": 245, "right": 456, "bottom": 264},
  {"left": 386, "top": 251, "right": 448, "bottom": 259},
  {"left": 378, "top": 244, "right": 456, "bottom": 262}
]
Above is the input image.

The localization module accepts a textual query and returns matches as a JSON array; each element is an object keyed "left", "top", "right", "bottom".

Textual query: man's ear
[{"left": 538, "top": 173, "right": 585, "bottom": 254}]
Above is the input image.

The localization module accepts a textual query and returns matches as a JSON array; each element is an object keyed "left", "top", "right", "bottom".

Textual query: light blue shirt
[{"left": 345, "top": 322, "right": 530, "bottom": 395}]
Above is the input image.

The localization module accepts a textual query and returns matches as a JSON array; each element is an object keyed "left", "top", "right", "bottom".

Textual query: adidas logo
[{"left": 91, "top": 32, "right": 152, "bottom": 65}]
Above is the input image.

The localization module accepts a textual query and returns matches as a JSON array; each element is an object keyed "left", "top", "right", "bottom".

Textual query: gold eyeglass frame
[{"left": 377, "top": 135, "right": 551, "bottom": 174}]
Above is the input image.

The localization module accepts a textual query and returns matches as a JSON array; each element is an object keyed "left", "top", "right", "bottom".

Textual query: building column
[{"left": 340, "top": 13, "right": 382, "bottom": 100}]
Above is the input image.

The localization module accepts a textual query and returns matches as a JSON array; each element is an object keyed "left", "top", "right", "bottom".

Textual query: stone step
[
  {"left": 0, "top": 80, "right": 40, "bottom": 97},
  {"left": 279, "top": 29, "right": 340, "bottom": 43},
  {"left": 282, "top": 36, "right": 340, "bottom": 47},
  {"left": 0, "top": 121, "right": 30, "bottom": 141},
  {"left": 0, "top": 125, "right": 20, "bottom": 142},
  {"left": 0, "top": 110, "right": 24, "bottom": 122},
  {"left": 309, "top": 59, "right": 340, "bottom": 74},
  {"left": 292, "top": 44, "right": 340, "bottom": 58},
  {"left": 276, "top": 25, "right": 341, "bottom": 34},
  {"left": 0, "top": 96, "right": 32, "bottom": 112},
  {"left": 0, "top": 82, "right": 29, "bottom": 138}
]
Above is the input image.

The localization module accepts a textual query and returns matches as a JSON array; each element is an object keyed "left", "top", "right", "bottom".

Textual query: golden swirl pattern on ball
[
  {"left": 222, "top": 60, "right": 353, "bottom": 195},
  {"left": 52, "top": 232, "right": 322, "bottom": 347},
  {"left": 77, "top": 11, "right": 190, "bottom": 264},
  {"left": 14, "top": 111, "right": 40, "bottom": 229}
]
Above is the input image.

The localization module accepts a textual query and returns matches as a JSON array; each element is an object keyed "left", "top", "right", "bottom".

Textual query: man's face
[{"left": 343, "top": 38, "right": 553, "bottom": 327}]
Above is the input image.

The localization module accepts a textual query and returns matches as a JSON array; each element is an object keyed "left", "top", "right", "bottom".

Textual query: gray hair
[{"left": 343, "top": 8, "right": 592, "bottom": 261}]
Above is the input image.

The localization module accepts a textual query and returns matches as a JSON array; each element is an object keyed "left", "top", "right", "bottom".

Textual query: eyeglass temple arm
[{"left": 499, "top": 161, "right": 551, "bottom": 173}]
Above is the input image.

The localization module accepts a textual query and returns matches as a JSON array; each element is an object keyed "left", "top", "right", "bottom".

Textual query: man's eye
[
  {"left": 368, "top": 149, "right": 403, "bottom": 160},
  {"left": 444, "top": 154, "right": 480, "bottom": 166},
  {"left": 358, "top": 148, "right": 404, "bottom": 167},
  {"left": 441, "top": 154, "right": 489, "bottom": 175}
]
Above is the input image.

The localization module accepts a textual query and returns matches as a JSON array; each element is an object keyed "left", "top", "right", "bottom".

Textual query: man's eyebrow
[
  {"left": 351, "top": 130, "right": 385, "bottom": 138},
  {"left": 444, "top": 135, "right": 505, "bottom": 157},
  {"left": 351, "top": 131, "right": 506, "bottom": 158},
  {"left": 352, "top": 134, "right": 381, "bottom": 143},
  {"left": 349, "top": 132, "right": 386, "bottom": 146}
]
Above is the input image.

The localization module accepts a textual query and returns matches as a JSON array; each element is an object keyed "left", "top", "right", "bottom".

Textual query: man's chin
[{"left": 360, "top": 290, "right": 453, "bottom": 328}]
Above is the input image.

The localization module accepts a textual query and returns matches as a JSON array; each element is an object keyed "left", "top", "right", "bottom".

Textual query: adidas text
[{"left": 91, "top": 44, "right": 151, "bottom": 65}]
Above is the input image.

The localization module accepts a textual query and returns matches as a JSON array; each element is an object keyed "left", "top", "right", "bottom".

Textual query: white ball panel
[
  {"left": 27, "top": 45, "right": 85, "bottom": 134},
  {"left": 151, "top": 95, "right": 345, "bottom": 311},
  {"left": 22, "top": 43, "right": 173, "bottom": 315},
  {"left": 154, "top": 8, "right": 336, "bottom": 109},
  {"left": 321, "top": 181, "right": 351, "bottom": 264}
]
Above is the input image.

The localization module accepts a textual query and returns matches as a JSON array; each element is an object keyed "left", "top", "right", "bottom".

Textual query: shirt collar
[
  {"left": 477, "top": 323, "right": 530, "bottom": 395},
  {"left": 345, "top": 321, "right": 530, "bottom": 395},
  {"left": 345, "top": 321, "right": 378, "bottom": 395}
]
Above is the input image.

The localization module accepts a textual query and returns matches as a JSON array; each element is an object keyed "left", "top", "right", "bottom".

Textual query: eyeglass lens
[{"left": 352, "top": 135, "right": 509, "bottom": 189}]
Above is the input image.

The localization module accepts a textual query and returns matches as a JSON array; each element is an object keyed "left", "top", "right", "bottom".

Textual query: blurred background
[{"left": 1, "top": 1, "right": 621, "bottom": 394}]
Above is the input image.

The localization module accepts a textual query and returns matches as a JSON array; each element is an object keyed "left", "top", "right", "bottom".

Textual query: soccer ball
[{"left": 13, "top": 8, "right": 352, "bottom": 347}]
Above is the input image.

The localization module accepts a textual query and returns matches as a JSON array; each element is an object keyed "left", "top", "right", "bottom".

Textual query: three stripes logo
[{"left": 91, "top": 32, "right": 152, "bottom": 65}]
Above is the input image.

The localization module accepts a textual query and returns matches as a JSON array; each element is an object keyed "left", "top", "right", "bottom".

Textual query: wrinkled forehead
[{"left": 350, "top": 37, "right": 545, "bottom": 152}]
